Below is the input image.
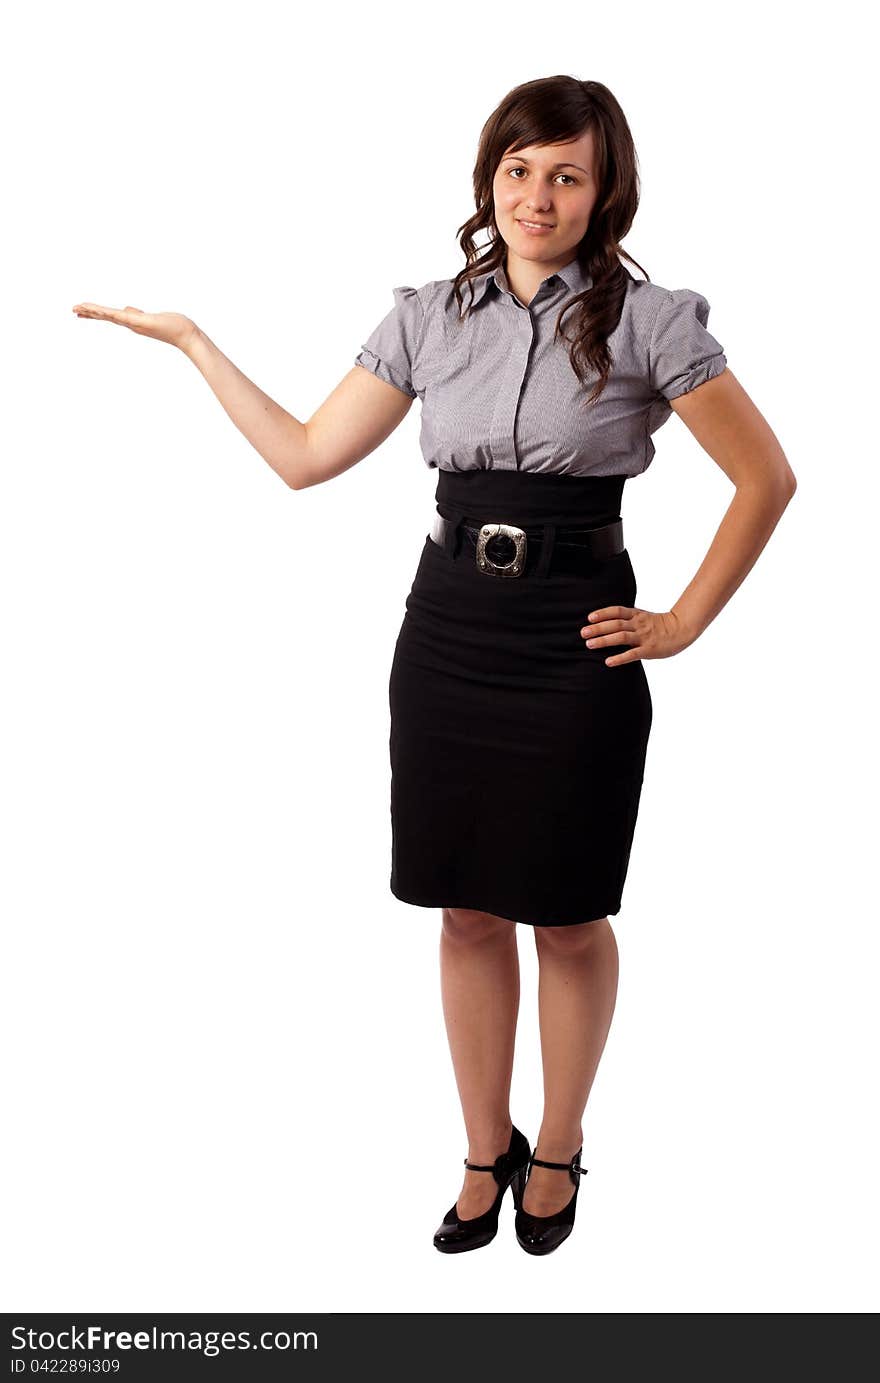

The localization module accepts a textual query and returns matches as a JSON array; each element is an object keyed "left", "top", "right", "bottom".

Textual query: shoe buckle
[{"left": 476, "top": 522, "right": 527, "bottom": 578}]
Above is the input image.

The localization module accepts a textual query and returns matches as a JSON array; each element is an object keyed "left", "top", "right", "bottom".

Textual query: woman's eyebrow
[{"left": 501, "top": 155, "right": 589, "bottom": 174}]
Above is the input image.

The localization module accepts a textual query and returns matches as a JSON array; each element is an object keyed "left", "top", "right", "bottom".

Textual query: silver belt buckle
[{"left": 476, "top": 522, "right": 527, "bottom": 577}]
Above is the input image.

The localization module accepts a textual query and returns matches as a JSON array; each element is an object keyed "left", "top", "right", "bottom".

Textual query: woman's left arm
[{"left": 581, "top": 369, "right": 797, "bottom": 664}]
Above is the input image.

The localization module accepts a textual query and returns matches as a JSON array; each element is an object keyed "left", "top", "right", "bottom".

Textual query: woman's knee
[
  {"left": 533, "top": 916, "right": 613, "bottom": 956},
  {"left": 441, "top": 906, "right": 516, "bottom": 945}
]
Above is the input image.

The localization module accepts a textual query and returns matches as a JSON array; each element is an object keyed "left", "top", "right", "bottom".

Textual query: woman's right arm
[
  {"left": 71, "top": 303, "right": 415, "bottom": 490},
  {"left": 184, "top": 324, "right": 415, "bottom": 490}
]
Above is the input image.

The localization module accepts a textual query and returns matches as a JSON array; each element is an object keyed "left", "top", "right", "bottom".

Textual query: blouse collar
[{"left": 464, "top": 254, "right": 593, "bottom": 308}]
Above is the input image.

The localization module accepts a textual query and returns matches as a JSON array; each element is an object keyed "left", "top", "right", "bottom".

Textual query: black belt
[{"left": 429, "top": 512, "right": 625, "bottom": 578}]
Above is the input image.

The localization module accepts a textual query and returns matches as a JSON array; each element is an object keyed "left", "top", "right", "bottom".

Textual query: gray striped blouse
[{"left": 354, "top": 256, "right": 727, "bottom": 477}]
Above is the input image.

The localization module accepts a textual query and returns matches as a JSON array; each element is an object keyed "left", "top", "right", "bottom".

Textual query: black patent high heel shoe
[
  {"left": 433, "top": 1124, "right": 531, "bottom": 1253},
  {"left": 514, "top": 1146, "right": 588, "bottom": 1255}
]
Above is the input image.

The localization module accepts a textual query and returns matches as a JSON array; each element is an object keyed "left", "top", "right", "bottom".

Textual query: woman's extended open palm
[{"left": 72, "top": 302, "right": 197, "bottom": 352}]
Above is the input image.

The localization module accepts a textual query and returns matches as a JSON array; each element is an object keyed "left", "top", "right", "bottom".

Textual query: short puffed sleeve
[
  {"left": 354, "top": 285, "right": 424, "bottom": 398},
  {"left": 648, "top": 288, "right": 727, "bottom": 400}
]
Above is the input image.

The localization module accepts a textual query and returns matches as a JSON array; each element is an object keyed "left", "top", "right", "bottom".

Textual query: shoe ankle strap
[
  {"left": 529, "top": 1155, "right": 586, "bottom": 1172},
  {"left": 462, "top": 1126, "right": 529, "bottom": 1180},
  {"left": 528, "top": 1148, "right": 588, "bottom": 1185}
]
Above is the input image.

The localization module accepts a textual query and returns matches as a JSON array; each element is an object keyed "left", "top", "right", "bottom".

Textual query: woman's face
[{"left": 492, "top": 130, "right": 598, "bottom": 264}]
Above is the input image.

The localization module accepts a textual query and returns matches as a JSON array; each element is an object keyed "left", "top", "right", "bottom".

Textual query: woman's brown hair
[{"left": 453, "top": 75, "right": 649, "bottom": 406}]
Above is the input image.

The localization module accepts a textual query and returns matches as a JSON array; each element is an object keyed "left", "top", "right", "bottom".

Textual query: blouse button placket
[{"left": 488, "top": 295, "right": 535, "bottom": 472}]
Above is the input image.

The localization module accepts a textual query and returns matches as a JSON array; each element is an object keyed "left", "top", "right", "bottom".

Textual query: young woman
[{"left": 73, "top": 75, "right": 796, "bottom": 1258}]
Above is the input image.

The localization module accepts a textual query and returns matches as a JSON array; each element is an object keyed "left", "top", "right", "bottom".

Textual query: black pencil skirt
[{"left": 388, "top": 469, "right": 653, "bottom": 927}]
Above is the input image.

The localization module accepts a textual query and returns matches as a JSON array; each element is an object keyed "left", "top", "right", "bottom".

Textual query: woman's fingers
[
  {"left": 580, "top": 608, "right": 633, "bottom": 641},
  {"left": 579, "top": 607, "right": 694, "bottom": 663},
  {"left": 72, "top": 302, "right": 138, "bottom": 321},
  {"left": 583, "top": 611, "right": 643, "bottom": 666},
  {"left": 72, "top": 303, "right": 156, "bottom": 335},
  {"left": 580, "top": 604, "right": 631, "bottom": 636},
  {"left": 71, "top": 303, "right": 195, "bottom": 349},
  {"left": 584, "top": 625, "right": 634, "bottom": 647}
]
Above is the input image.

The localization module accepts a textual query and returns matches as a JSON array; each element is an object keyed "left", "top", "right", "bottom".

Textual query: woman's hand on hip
[
  {"left": 71, "top": 301, "right": 197, "bottom": 352},
  {"left": 579, "top": 606, "right": 695, "bottom": 665}
]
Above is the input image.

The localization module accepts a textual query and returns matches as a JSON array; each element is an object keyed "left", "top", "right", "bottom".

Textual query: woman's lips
[{"left": 517, "top": 219, "right": 555, "bottom": 235}]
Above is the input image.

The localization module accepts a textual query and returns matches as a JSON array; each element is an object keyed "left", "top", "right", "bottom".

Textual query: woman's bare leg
[
  {"left": 440, "top": 906, "right": 520, "bottom": 1218},
  {"left": 524, "top": 916, "right": 619, "bottom": 1215}
]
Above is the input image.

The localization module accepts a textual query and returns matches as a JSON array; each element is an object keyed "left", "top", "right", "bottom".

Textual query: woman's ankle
[
  {"left": 464, "top": 1117, "right": 514, "bottom": 1162},
  {"left": 533, "top": 1125, "right": 584, "bottom": 1160}
]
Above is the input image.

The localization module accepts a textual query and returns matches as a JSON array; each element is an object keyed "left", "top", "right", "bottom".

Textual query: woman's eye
[{"left": 508, "top": 168, "right": 576, "bottom": 186}]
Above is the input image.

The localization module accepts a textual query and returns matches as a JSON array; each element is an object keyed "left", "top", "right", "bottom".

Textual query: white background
[{"left": 3, "top": 0, "right": 877, "bottom": 1314}]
